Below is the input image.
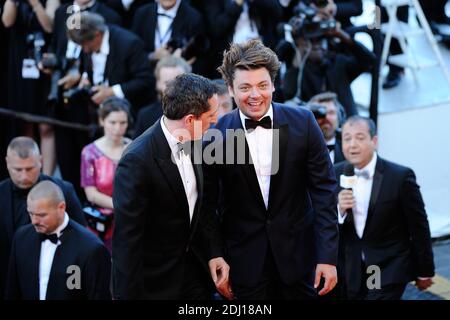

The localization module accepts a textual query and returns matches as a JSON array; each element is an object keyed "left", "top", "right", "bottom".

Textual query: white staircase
[{"left": 380, "top": 0, "right": 450, "bottom": 86}]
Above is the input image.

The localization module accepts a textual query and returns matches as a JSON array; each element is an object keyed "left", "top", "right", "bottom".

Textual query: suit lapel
[
  {"left": 30, "top": 233, "right": 42, "bottom": 300},
  {"left": 4, "top": 181, "right": 14, "bottom": 244},
  {"left": 104, "top": 28, "right": 115, "bottom": 85},
  {"left": 268, "top": 104, "right": 288, "bottom": 215},
  {"left": 152, "top": 123, "right": 190, "bottom": 219},
  {"left": 189, "top": 140, "right": 203, "bottom": 234},
  {"left": 46, "top": 223, "right": 74, "bottom": 299},
  {"left": 230, "top": 111, "right": 267, "bottom": 212},
  {"left": 148, "top": 4, "right": 158, "bottom": 52},
  {"left": 363, "top": 157, "right": 384, "bottom": 238}
]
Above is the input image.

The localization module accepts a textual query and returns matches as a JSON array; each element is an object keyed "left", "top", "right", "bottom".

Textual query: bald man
[{"left": 5, "top": 181, "right": 111, "bottom": 300}]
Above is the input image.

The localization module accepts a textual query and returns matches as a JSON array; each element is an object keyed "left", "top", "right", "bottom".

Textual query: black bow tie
[
  {"left": 157, "top": 12, "right": 174, "bottom": 19},
  {"left": 245, "top": 116, "right": 272, "bottom": 131},
  {"left": 327, "top": 144, "right": 335, "bottom": 152},
  {"left": 39, "top": 233, "right": 59, "bottom": 244}
]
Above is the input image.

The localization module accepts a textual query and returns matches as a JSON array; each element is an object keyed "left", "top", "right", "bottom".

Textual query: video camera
[
  {"left": 288, "top": 2, "right": 336, "bottom": 40},
  {"left": 307, "top": 103, "right": 327, "bottom": 120},
  {"left": 166, "top": 34, "right": 208, "bottom": 61}
]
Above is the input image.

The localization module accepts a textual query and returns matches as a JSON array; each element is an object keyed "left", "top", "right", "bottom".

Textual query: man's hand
[
  {"left": 338, "top": 189, "right": 355, "bottom": 216},
  {"left": 415, "top": 278, "right": 433, "bottom": 291},
  {"left": 91, "top": 85, "right": 115, "bottom": 105},
  {"left": 57, "top": 71, "right": 81, "bottom": 90},
  {"left": 208, "top": 257, "right": 234, "bottom": 300},
  {"left": 314, "top": 263, "right": 337, "bottom": 296}
]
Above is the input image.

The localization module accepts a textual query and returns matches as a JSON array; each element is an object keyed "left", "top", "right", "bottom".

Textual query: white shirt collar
[
  {"left": 97, "top": 29, "right": 109, "bottom": 55},
  {"left": 356, "top": 152, "right": 377, "bottom": 179},
  {"left": 327, "top": 137, "right": 336, "bottom": 145},
  {"left": 160, "top": 116, "right": 182, "bottom": 152},
  {"left": 54, "top": 212, "right": 69, "bottom": 238},
  {"left": 239, "top": 104, "right": 274, "bottom": 132},
  {"left": 157, "top": 0, "right": 181, "bottom": 18}
]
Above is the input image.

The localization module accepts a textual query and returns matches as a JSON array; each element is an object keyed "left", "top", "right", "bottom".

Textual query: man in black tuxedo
[
  {"left": 335, "top": 116, "right": 435, "bottom": 299},
  {"left": 44, "top": 0, "right": 122, "bottom": 200},
  {"left": 5, "top": 181, "right": 111, "bottom": 300},
  {"left": 112, "top": 73, "right": 232, "bottom": 300},
  {"left": 131, "top": 0, "right": 206, "bottom": 74},
  {"left": 308, "top": 91, "right": 345, "bottom": 164},
  {"left": 133, "top": 55, "right": 191, "bottom": 138},
  {"left": 67, "top": 11, "right": 153, "bottom": 112},
  {"left": 0, "top": 137, "right": 86, "bottom": 299},
  {"left": 202, "top": 39, "right": 339, "bottom": 300}
]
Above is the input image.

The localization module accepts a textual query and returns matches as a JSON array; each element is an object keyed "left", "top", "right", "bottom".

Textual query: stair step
[
  {"left": 381, "top": 21, "right": 425, "bottom": 38},
  {"left": 388, "top": 54, "right": 440, "bottom": 69}
]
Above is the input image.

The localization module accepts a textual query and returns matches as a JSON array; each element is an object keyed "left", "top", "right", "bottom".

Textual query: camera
[
  {"left": 26, "top": 32, "right": 45, "bottom": 63},
  {"left": 307, "top": 103, "right": 327, "bottom": 119},
  {"left": 166, "top": 34, "right": 208, "bottom": 61},
  {"left": 63, "top": 85, "right": 95, "bottom": 105},
  {"left": 289, "top": 2, "right": 336, "bottom": 39}
]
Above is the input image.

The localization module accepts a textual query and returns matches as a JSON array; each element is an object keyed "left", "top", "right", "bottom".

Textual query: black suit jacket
[
  {"left": 51, "top": 1, "right": 122, "bottom": 62},
  {"left": 131, "top": 1, "right": 205, "bottom": 54},
  {"left": 5, "top": 220, "right": 111, "bottom": 300},
  {"left": 202, "top": 103, "right": 339, "bottom": 288},
  {"left": 334, "top": 157, "right": 435, "bottom": 299},
  {"left": 112, "top": 121, "right": 214, "bottom": 299},
  {"left": 0, "top": 174, "right": 86, "bottom": 298},
  {"left": 333, "top": 139, "right": 345, "bottom": 164},
  {"left": 81, "top": 25, "right": 153, "bottom": 111}
]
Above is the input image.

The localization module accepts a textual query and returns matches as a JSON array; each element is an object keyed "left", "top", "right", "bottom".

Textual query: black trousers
[
  {"left": 233, "top": 248, "right": 316, "bottom": 300},
  {"left": 181, "top": 250, "right": 215, "bottom": 300},
  {"left": 352, "top": 260, "right": 407, "bottom": 300}
]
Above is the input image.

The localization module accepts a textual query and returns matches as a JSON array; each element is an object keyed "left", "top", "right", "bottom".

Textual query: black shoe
[{"left": 382, "top": 70, "right": 403, "bottom": 89}]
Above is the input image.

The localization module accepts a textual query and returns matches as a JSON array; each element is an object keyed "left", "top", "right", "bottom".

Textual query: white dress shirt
[
  {"left": 327, "top": 137, "right": 336, "bottom": 164},
  {"left": 338, "top": 153, "right": 378, "bottom": 240},
  {"left": 160, "top": 117, "right": 198, "bottom": 222},
  {"left": 239, "top": 106, "right": 273, "bottom": 209},
  {"left": 232, "top": 1, "right": 260, "bottom": 44},
  {"left": 91, "top": 30, "right": 124, "bottom": 98},
  {"left": 154, "top": 0, "right": 181, "bottom": 50},
  {"left": 39, "top": 213, "right": 69, "bottom": 300}
]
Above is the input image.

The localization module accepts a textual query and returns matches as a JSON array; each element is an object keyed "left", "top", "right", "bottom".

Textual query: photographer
[
  {"left": 2, "top": 0, "right": 60, "bottom": 176},
  {"left": 278, "top": 3, "right": 376, "bottom": 116},
  {"left": 131, "top": 0, "right": 207, "bottom": 75},
  {"left": 307, "top": 91, "right": 345, "bottom": 164},
  {"left": 39, "top": 0, "right": 122, "bottom": 199}
]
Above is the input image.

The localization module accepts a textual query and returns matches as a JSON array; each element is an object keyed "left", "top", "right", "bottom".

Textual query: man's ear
[{"left": 228, "top": 86, "right": 234, "bottom": 98}]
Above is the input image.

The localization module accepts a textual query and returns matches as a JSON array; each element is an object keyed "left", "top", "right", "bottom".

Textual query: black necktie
[
  {"left": 327, "top": 144, "right": 335, "bottom": 152},
  {"left": 39, "top": 233, "right": 59, "bottom": 244},
  {"left": 245, "top": 116, "right": 272, "bottom": 131}
]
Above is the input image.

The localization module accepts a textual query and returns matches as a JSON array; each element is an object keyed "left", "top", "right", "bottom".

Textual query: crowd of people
[{"left": 0, "top": 0, "right": 443, "bottom": 300}]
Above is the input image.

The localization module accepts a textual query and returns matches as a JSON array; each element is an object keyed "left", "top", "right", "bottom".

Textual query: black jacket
[
  {"left": 5, "top": 220, "right": 111, "bottom": 300},
  {"left": 0, "top": 174, "right": 86, "bottom": 298},
  {"left": 112, "top": 121, "right": 214, "bottom": 299},
  {"left": 202, "top": 104, "right": 339, "bottom": 288},
  {"left": 334, "top": 157, "right": 435, "bottom": 299}
]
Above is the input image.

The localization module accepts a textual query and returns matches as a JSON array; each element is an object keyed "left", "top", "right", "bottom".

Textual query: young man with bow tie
[
  {"left": 335, "top": 115, "right": 435, "bottom": 299},
  {"left": 5, "top": 181, "right": 111, "bottom": 300},
  {"left": 202, "top": 39, "right": 339, "bottom": 300}
]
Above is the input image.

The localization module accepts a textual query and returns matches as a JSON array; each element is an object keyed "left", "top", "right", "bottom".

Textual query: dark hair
[
  {"left": 218, "top": 39, "right": 281, "bottom": 87},
  {"left": 98, "top": 97, "right": 133, "bottom": 127},
  {"left": 7, "top": 137, "right": 40, "bottom": 158},
  {"left": 67, "top": 12, "right": 107, "bottom": 44},
  {"left": 344, "top": 115, "right": 377, "bottom": 138},
  {"left": 162, "top": 73, "right": 217, "bottom": 120},
  {"left": 211, "top": 79, "right": 228, "bottom": 96}
]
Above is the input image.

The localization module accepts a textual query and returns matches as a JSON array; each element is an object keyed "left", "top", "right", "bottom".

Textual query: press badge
[{"left": 22, "top": 59, "right": 40, "bottom": 79}]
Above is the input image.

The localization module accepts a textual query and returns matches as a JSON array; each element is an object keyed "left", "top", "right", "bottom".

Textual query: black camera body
[
  {"left": 26, "top": 32, "right": 45, "bottom": 63},
  {"left": 289, "top": 3, "right": 336, "bottom": 39},
  {"left": 308, "top": 103, "right": 327, "bottom": 119},
  {"left": 63, "top": 85, "right": 95, "bottom": 105}
]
